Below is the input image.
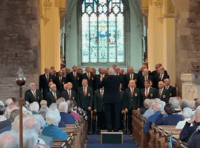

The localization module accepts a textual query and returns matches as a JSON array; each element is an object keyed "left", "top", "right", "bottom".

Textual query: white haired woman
[
  {"left": 58, "top": 102, "right": 75, "bottom": 127},
  {"left": 176, "top": 107, "right": 194, "bottom": 129},
  {"left": 29, "top": 102, "right": 40, "bottom": 114},
  {"left": 0, "top": 131, "right": 18, "bottom": 148},
  {"left": 42, "top": 108, "right": 67, "bottom": 140}
]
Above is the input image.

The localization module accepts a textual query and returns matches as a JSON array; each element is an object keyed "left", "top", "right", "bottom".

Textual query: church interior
[{"left": 0, "top": 0, "right": 200, "bottom": 147}]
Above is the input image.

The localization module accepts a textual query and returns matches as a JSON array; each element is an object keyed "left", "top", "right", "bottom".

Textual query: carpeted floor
[{"left": 86, "top": 134, "right": 139, "bottom": 148}]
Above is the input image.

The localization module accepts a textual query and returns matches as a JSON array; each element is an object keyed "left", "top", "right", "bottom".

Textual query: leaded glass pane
[
  {"left": 82, "top": 13, "right": 89, "bottom": 63},
  {"left": 90, "top": 13, "right": 98, "bottom": 63},
  {"left": 99, "top": 13, "right": 108, "bottom": 62},
  {"left": 82, "top": 0, "right": 124, "bottom": 64}
]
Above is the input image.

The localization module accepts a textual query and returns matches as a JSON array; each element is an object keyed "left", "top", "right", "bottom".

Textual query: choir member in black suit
[
  {"left": 153, "top": 66, "right": 169, "bottom": 88},
  {"left": 81, "top": 66, "right": 95, "bottom": 89},
  {"left": 95, "top": 68, "right": 107, "bottom": 90},
  {"left": 114, "top": 67, "right": 124, "bottom": 83},
  {"left": 158, "top": 81, "right": 169, "bottom": 103},
  {"left": 45, "top": 84, "right": 60, "bottom": 107},
  {"left": 119, "top": 83, "right": 126, "bottom": 130},
  {"left": 124, "top": 80, "right": 141, "bottom": 134},
  {"left": 77, "top": 79, "right": 93, "bottom": 134},
  {"left": 138, "top": 63, "right": 150, "bottom": 77},
  {"left": 25, "top": 83, "right": 42, "bottom": 104},
  {"left": 67, "top": 65, "right": 81, "bottom": 92},
  {"left": 91, "top": 67, "right": 97, "bottom": 90},
  {"left": 61, "top": 82, "right": 76, "bottom": 101},
  {"left": 54, "top": 70, "right": 67, "bottom": 92},
  {"left": 39, "top": 68, "right": 54, "bottom": 99},
  {"left": 138, "top": 69, "right": 153, "bottom": 88},
  {"left": 120, "top": 68, "right": 125, "bottom": 75},
  {"left": 94, "top": 87, "right": 105, "bottom": 132},
  {"left": 151, "top": 63, "right": 168, "bottom": 77},
  {"left": 164, "top": 78, "right": 176, "bottom": 100},
  {"left": 123, "top": 66, "right": 138, "bottom": 90},
  {"left": 140, "top": 80, "right": 158, "bottom": 107},
  {"left": 99, "top": 68, "right": 122, "bottom": 132}
]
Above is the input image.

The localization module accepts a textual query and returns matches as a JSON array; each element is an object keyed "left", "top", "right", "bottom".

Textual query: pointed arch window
[{"left": 81, "top": 0, "right": 124, "bottom": 64}]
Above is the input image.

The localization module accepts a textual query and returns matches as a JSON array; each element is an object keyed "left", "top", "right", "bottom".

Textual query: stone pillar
[
  {"left": 148, "top": 0, "right": 164, "bottom": 71},
  {"left": 0, "top": 0, "right": 40, "bottom": 101},
  {"left": 172, "top": 0, "right": 200, "bottom": 96},
  {"left": 40, "top": 0, "right": 61, "bottom": 73},
  {"left": 180, "top": 73, "right": 200, "bottom": 101},
  {"left": 162, "top": 0, "right": 176, "bottom": 86}
]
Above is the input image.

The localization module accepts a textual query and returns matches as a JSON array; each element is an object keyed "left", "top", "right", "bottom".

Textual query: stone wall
[
  {"left": 0, "top": 0, "right": 40, "bottom": 102},
  {"left": 172, "top": 0, "right": 200, "bottom": 97}
]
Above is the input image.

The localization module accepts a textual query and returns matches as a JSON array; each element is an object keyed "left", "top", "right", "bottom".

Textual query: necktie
[
  {"left": 160, "top": 74, "right": 163, "bottom": 80},
  {"left": 88, "top": 73, "right": 90, "bottom": 79},
  {"left": 131, "top": 88, "right": 134, "bottom": 97},
  {"left": 33, "top": 91, "right": 36, "bottom": 98},
  {"left": 53, "top": 92, "right": 57, "bottom": 100},
  {"left": 100, "top": 90, "right": 104, "bottom": 98},
  {"left": 74, "top": 72, "right": 76, "bottom": 79},
  {"left": 145, "top": 88, "right": 148, "bottom": 97},
  {"left": 159, "top": 89, "right": 162, "bottom": 97},
  {"left": 83, "top": 87, "right": 87, "bottom": 96},
  {"left": 68, "top": 90, "right": 71, "bottom": 99},
  {"left": 46, "top": 74, "right": 49, "bottom": 82}
]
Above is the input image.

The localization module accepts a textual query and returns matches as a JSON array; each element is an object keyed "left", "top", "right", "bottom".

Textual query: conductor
[{"left": 99, "top": 68, "right": 122, "bottom": 132}]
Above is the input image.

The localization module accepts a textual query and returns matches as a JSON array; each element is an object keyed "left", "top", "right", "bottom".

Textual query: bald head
[
  {"left": 158, "top": 81, "right": 164, "bottom": 89},
  {"left": 108, "top": 68, "right": 115, "bottom": 75},
  {"left": 129, "top": 80, "right": 136, "bottom": 88}
]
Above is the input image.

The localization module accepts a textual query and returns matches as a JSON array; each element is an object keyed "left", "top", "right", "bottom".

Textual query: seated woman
[
  {"left": 155, "top": 103, "right": 184, "bottom": 125},
  {"left": 176, "top": 107, "right": 194, "bottom": 129},
  {"left": 42, "top": 108, "right": 67, "bottom": 140},
  {"left": 140, "top": 99, "right": 151, "bottom": 114},
  {"left": 58, "top": 102, "right": 76, "bottom": 127},
  {"left": 69, "top": 101, "right": 80, "bottom": 121}
]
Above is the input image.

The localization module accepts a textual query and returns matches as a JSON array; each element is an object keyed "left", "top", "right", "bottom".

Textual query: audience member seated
[
  {"left": 56, "top": 97, "right": 65, "bottom": 108},
  {"left": 176, "top": 107, "right": 194, "bottom": 129},
  {"left": 0, "top": 105, "right": 12, "bottom": 134},
  {"left": 144, "top": 103, "right": 162, "bottom": 134},
  {"left": 40, "top": 100, "right": 47, "bottom": 107},
  {"left": 42, "top": 108, "right": 67, "bottom": 140},
  {"left": 143, "top": 100, "right": 155, "bottom": 119},
  {"left": 181, "top": 99, "right": 191, "bottom": 110},
  {"left": 140, "top": 99, "right": 151, "bottom": 114},
  {"left": 0, "top": 101, "right": 4, "bottom": 107},
  {"left": 187, "top": 126, "right": 200, "bottom": 148},
  {"left": 5, "top": 104, "right": 18, "bottom": 118},
  {"left": 29, "top": 102, "right": 40, "bottom": 114},
  {"left": 0, "top": 131, "right": 18, "bottom": 147},
  {"left": 58, "top": 102, "right": 76, "bottom": 127},
  {"left": 155, "top": 103, "right": 184, "bottom": 125},
  {"left": 170, "top": 99, "right": 182, "bottom": 114},
  {"left": 70, "top": 101, "right": 80, "bottom": 121},
  {"left": 39, "top": 106, "right": 49, "bottom": 120},
  {"left": 5, "top": 98, "right": 14, "bottom": 107},
  {"left": 180, "top": 106, "right": 200, "bottom": 142},
  {"left": 190, "top": 100, "right": 196, "bottom": 111}
]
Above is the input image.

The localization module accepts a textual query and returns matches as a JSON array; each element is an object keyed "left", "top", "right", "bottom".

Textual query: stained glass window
[{"left": 82, "top": 0, "right": 124, "bottom": 64}]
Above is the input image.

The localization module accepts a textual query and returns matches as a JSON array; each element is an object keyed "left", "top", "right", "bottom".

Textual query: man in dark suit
[
  {"left": 54, "top": 70, "right": 67, "bottom": 92},
  {"left": 61, "top": 82, "right": 76, "bottom": 101},
  {"left": 138, "top": 69, "right": 153, "bottom": 88},
  {"left": 153, "top": 67, "right": 169, "bottom": 88},
  {"left": 45, "top": 84, "right": 60, "bottom": 107},
  {"left": 25, "top": 83, "right": 42, "bottom": 104},
  {"left": 123, "top": 66, "right": 138, "bottom": 90},
  {"left": 95, "top": 68, "right": 108, "bottom": 90},
  {"left": 81, "top": 66, "right": 95, "bottom": 89},
  {"left": 67, "top": 65, "right": 81, "bottom": 92},
  {"left": 158, "top": 81, "right": 169, "bottom": 103},
  {"left": 94, "top": 87, "right": 105, "bottom": 132},
  {"left": 39, "top": 68, "right": 54, "bottom": 99},
  {"left": 119, "top": 83, "right": 126, "bottom": 131},
  {"left": 77, "top": 79, "right": 93, "bottom": 134},
  {"left": 151, "top": 63, "right": 168, "bottom": 77},
  {"left": 164, "top": 78, "right": 176, "bottom": 100},
  {"left": 140, "top": 80, "right": 158, "bottom": 107},
  {"left": 99, "top": 68, "right": 122, "bottom": 132},
  {"left": 124, "top": 80, "right": 141, "bottom": 134}
]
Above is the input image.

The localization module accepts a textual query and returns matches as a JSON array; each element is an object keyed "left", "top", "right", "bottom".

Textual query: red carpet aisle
[{"left": 86, "top": 134, "right": 139, "bottom": 148}]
